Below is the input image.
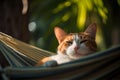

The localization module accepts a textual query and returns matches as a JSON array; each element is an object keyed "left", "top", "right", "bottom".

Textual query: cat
[{"left": 36, "top": 23, "right": 97, "bottom": 66}]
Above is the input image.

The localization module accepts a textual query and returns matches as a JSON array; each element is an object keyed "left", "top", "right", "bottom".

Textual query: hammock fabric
[{"left": 0, "top": 32, "right": 120, "bottom": 80}]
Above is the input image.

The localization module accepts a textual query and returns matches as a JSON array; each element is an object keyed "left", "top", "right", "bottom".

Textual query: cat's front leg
[
  {"left": 36, "top": 57, "right": 58, "bottom": 67},
  {"left": 35, "top": 57, "right": 52, "bottom": 66}
]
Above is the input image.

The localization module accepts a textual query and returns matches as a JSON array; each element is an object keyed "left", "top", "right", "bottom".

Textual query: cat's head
[{"left": 54, "top": 23, "right": 97, "bottom": 59}]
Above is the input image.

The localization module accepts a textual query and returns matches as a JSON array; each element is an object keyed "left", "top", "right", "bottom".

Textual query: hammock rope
[
  {"left": 0, "top": 42, "right": 34, "bottom": 67},
  {"left": 0, "top": 32, "right": 54, "bottom": 65}
]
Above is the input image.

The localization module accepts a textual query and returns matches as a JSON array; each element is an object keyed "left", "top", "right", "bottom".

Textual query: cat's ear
[
  {"left": 84, "top": 23, "right": 97, "bottom": 39},
  {"left": 54, "top": 27, "right": 67, "bottom": 44}
]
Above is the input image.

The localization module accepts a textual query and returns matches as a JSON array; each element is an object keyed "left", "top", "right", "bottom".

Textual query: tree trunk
[{"left": 0, "top": 0, "right": 30, "bottom": 43}]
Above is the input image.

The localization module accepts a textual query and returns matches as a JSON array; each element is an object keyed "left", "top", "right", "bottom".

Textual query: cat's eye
[
  {"left": 66, "top": 41, "right": 73, "bottom": 45},
  {"left": 80, "top": 40, "right": 87, "bottom": 44}
]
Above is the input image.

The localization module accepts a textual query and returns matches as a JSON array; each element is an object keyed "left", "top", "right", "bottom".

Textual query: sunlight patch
[{"left": 28, "top": 22, "right": 37, "bottom": 32}]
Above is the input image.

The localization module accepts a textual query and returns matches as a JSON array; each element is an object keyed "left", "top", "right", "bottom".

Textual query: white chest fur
[{"left": 50, "top": 53, "right": 73, "bottom": 64}]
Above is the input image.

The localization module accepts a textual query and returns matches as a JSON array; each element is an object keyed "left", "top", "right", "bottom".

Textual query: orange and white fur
[{"left": 36, "top": 23, "right": 97, "bottom": 65}]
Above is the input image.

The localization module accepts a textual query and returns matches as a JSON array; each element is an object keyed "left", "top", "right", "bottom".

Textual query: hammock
[{"left": 0, "top": 32, "right": 120, "bottom": 80}]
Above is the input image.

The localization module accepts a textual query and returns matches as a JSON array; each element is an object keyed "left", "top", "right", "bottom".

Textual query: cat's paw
[{"left": 43, "top": 60, "right": 58, "bottom": 67}]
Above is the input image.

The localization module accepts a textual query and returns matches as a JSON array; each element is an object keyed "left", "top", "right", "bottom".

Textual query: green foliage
[{"left": 29, "top": 0, "right": 120, "bottom": 52}]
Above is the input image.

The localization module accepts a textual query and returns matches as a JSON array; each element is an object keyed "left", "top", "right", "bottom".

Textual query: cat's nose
[{"left": 74, "top": 46, "right": 79, "bottom": 51}]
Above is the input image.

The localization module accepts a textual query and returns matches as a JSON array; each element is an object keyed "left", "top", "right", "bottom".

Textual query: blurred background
[{"left": 0, "top": 0, "right": 120, "bottom": 52}]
